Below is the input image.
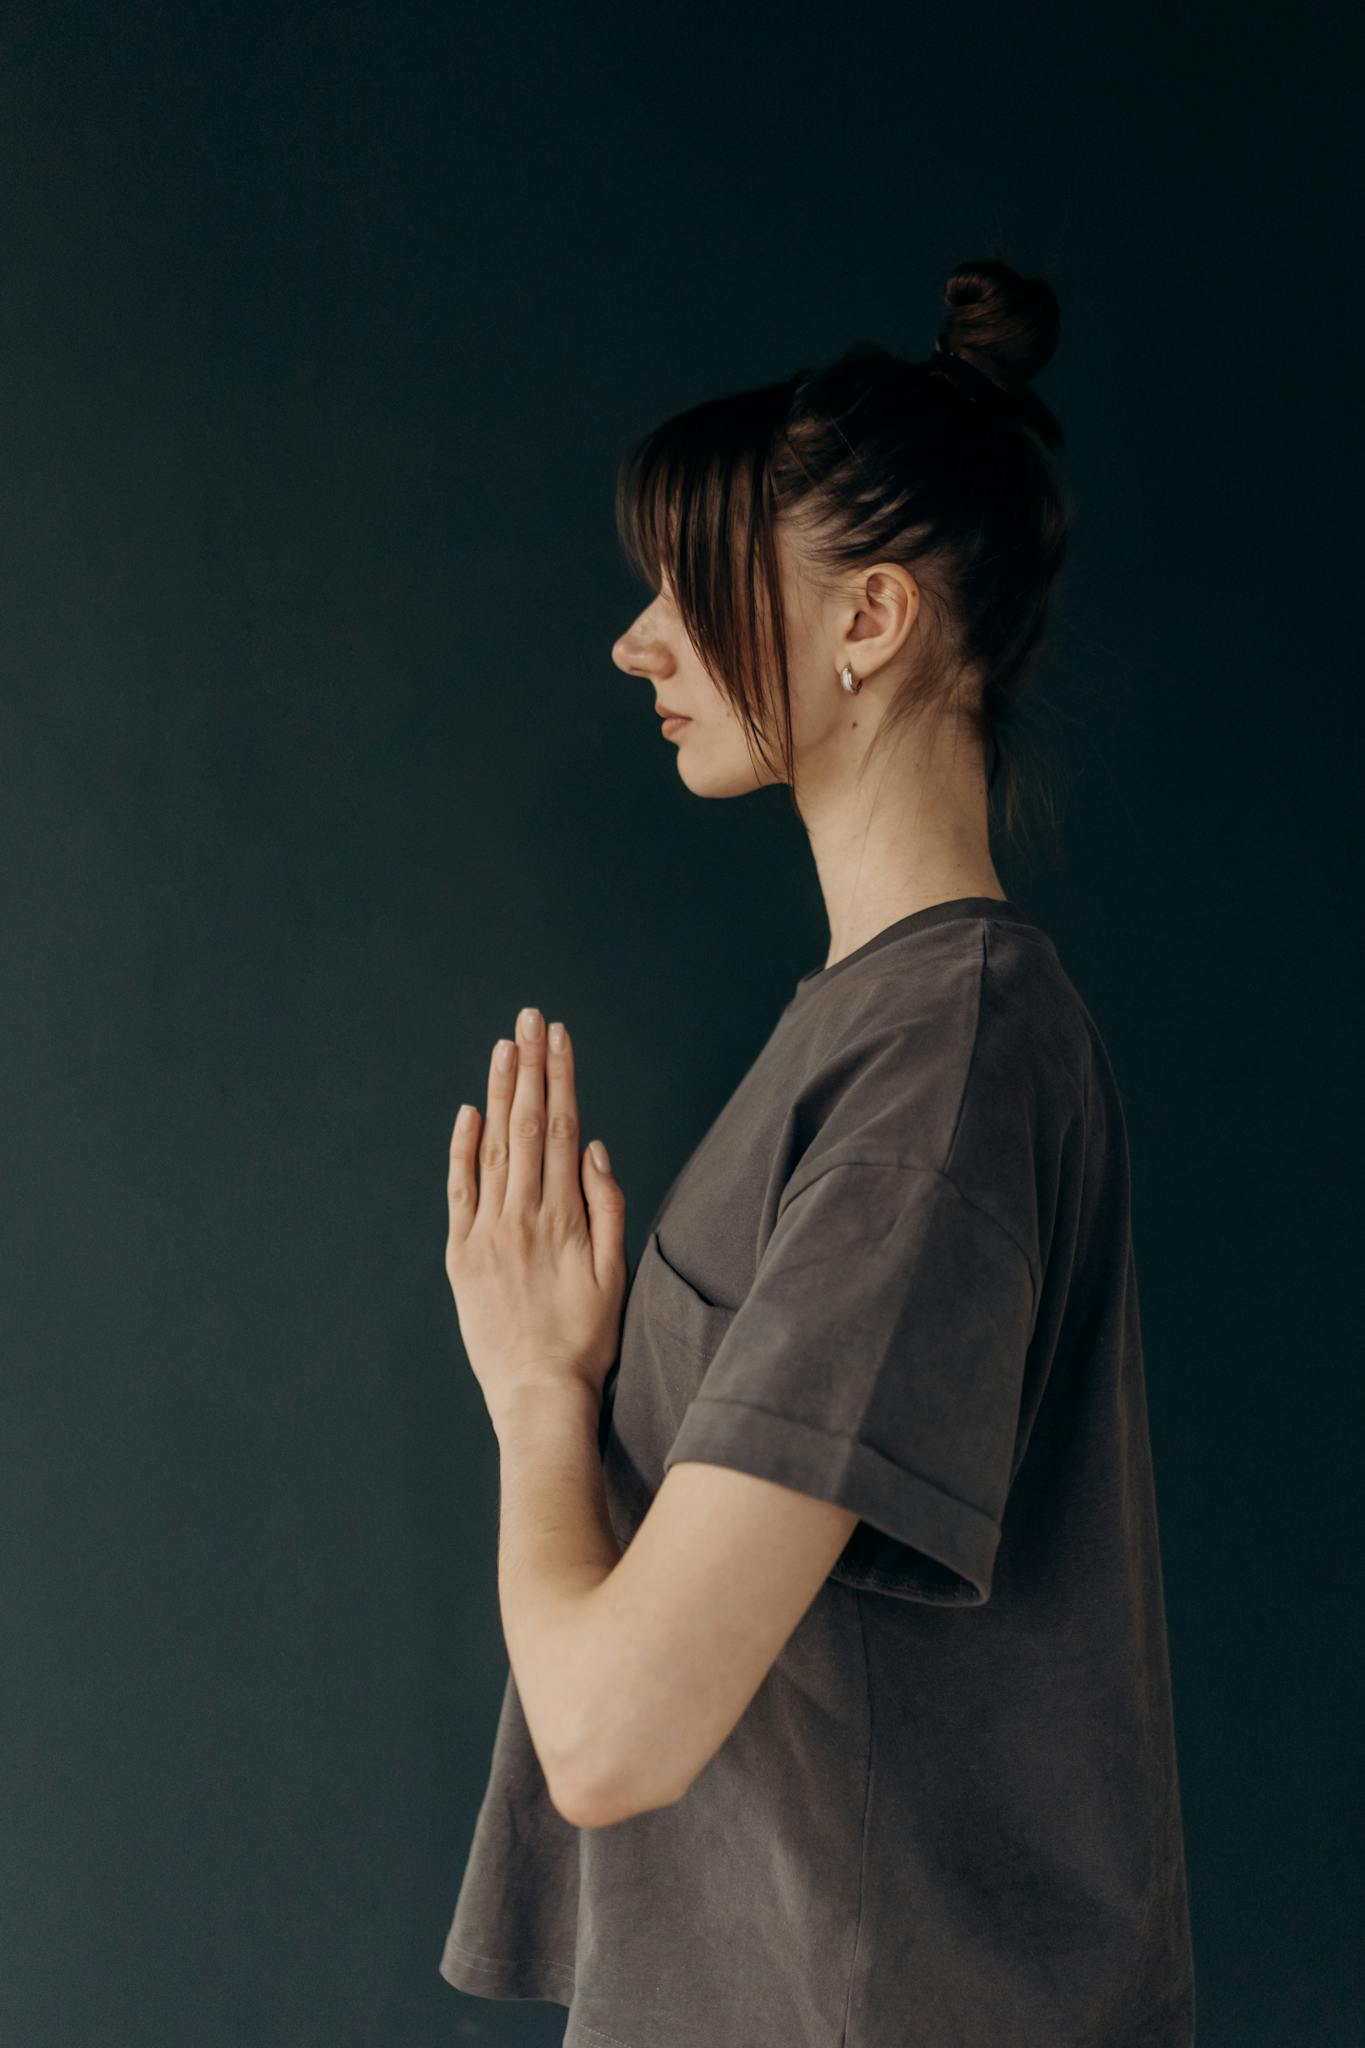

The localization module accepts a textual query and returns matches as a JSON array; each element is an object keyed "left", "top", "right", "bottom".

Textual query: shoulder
[
  {"left": 781, "top": 918, "right": 1096, "bottom": 1222},
  {"left": 975, "top": 920, "right": 1100, "bottom": 1106}
]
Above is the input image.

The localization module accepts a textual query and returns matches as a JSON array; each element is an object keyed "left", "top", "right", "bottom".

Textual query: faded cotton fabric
[{"left": 438, "top": 896, "right": 1196, "bottom": 2048}]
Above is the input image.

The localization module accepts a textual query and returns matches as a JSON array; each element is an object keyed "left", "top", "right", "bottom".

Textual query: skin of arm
[
  {"left": 494, "top": 1371, "right": 860, "bottom": 1831},
  {"left": 449, "top": 1007, "right": 861, "bottom": 1831},
  {"left": 489, "top": 1375, "right": 626, "bottom": 1822}
]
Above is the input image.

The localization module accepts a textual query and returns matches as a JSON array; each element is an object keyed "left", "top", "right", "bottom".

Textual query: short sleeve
[{"left": 661, "top": 1159, "right": 1038, "bottom": 1606}]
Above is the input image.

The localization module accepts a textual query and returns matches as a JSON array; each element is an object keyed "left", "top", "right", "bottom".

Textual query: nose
[{"left": 610, "top": 611, "right": 671, "bottom": 680}]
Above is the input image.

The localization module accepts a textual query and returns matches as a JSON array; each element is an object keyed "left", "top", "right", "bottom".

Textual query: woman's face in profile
[
  {"left": 609, "top": 577, "right": 770, "bottom": 799},
  {"left": 609, "top": 526, "right": 854, "bottom": 800}
]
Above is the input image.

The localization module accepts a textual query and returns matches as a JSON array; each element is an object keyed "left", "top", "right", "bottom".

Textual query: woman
[{"left": 438, "top": 259, "right": 1196, "bottom": 2047}]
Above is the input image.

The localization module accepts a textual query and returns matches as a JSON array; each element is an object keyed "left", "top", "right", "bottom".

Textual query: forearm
[{"left": 491, "top": 1377, "right": 624, "bottom": 1814}]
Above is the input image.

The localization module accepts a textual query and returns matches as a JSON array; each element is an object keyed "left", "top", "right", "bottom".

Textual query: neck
[{"left": 799, "top": 712, "right": 1005, "bottom": 972}]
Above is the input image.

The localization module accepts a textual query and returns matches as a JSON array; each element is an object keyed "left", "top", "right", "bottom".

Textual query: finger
[
  {"left": 446, "top": 1101, "right": 483, "bottom": 1247},
  {"left": 479, "top": 1033, "right": 517, "bottom": 1218},
  {"left": 541, "top": 1019, "right": 582, "bottom": 1219},
  {"left": 581, "top": 1132, "right": 628, "bottom": 1284},
  {"left": 503, "top": 1006, "right": 547, "bottom": 1213}
]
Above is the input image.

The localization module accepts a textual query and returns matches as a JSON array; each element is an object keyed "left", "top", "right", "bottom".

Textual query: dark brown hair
[{"left": 614, "top": 258, "right": 1072, "bottom": 860}]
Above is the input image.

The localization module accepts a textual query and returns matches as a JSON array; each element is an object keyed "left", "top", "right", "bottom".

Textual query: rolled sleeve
[{"left": 663, "top": 1159, "right": 1038, "bottom": 1605}]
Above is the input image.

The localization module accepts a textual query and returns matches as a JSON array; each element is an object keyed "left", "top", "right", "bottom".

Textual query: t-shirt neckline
[{"left": 792, "top": 896, "right": 1041, "bottom": 996}]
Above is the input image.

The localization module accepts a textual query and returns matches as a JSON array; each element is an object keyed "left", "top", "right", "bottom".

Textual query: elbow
[
  {"left": 547, "top": 1774, "right": 625, "bottom": 1831},
  {"left": 544, "top": 1753, "right": 599, "bottom": 1829},
  {"left": 548, "top": 1745, "right": 686, "bottom": 1831}
]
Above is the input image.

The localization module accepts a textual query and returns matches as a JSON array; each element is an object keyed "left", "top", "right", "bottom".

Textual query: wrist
[{"left": 490, "top": 1372, "right": 601, "bottom": 1447}]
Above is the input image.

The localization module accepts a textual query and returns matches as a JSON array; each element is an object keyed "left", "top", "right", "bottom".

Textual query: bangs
[
  {"left": 613, "top": 379, "right": 799, "bottom": 776},
  {"left": 614, "top": 378, "right": 792, "bottom": 598}
]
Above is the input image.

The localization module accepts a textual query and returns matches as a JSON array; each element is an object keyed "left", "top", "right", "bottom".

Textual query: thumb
[{"left": 583, "top": 1138, "right": 627, "bottom": 1271}]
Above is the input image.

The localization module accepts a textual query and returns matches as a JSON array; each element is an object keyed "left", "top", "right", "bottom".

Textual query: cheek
[{"left": 785, "top": 669, "right": 844, "bottom": 745}]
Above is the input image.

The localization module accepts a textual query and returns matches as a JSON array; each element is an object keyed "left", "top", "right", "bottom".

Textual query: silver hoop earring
[{"left": 839, "top": 663, "right": 862, "bottom": 695}]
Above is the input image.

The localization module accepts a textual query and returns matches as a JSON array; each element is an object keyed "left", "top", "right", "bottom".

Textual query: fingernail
[
  {"left": 519, "top": 1007, "right": 543, "bottom": 1039},
  {"left": 548, "top": 1021, "right": 565, "bottom": 1051},
  {"left": 496, "top": 1039, "right": 515, "bottom": 1070},
  {"left": 591, "top": 1140, "right": 610, "bottom": 1173},
  {"left": 457, "top": 1103, "right": 473, "bottom": 1128}
]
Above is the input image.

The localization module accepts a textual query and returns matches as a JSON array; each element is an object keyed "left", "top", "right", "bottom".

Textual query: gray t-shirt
[{"left": 439, "top": 896, "right": 1196, "bottom": 2047}]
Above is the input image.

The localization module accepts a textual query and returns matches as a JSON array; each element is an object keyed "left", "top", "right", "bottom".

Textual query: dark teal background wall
[{"left": 2, "top": 4, "right": 1359, "bottom": 2043}]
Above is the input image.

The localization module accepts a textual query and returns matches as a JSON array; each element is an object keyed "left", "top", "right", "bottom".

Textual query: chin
[{"left": 674, "top": 741, "right": 775, "bottom": 799}]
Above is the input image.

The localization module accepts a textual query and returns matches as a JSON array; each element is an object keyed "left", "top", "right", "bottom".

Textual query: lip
[{"left": 654, "top": 704, "right": 687, "bottom": 721}]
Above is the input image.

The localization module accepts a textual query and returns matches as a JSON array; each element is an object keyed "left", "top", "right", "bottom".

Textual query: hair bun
[{"left": 935, "top": 258, "right": 1060, "bottom": 388}]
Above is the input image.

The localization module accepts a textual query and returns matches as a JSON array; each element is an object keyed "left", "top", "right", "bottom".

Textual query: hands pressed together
[{"left": 445, "top": 1006, "right": 627, "bottom": 1434}]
